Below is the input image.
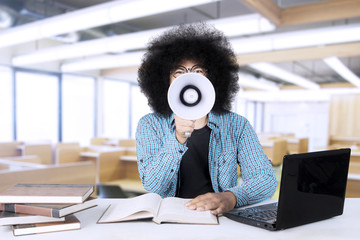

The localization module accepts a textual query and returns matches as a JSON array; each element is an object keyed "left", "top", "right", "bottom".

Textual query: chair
[
  {"left": 55, "top": 142, "right": 80, "bottom": 151},
  {"left": 55, "top": 147, "right": 82, "bottom": 164},
  {"left": 97, "top": 151, "right": 124, "bottom": 182},
  {"left": 53, "top": 142, "right": 80, "bottom": 162},
  {"left": 90, "top": 137, "right": 109, "bottom": 145},
  {"left": 0, "top": 141, "right": 23, "bottom": 157},
  {"left": 329, "top": 136, "right": 360, "bottom": 146},
  {"left": 118, "top": 139, "right": 136, "bottom": 148},
  {"left": 22, "top": 144, "right": 52, "bottom": 165},
  {"left": 346, "top": 175, "right": 360, "bottom": 198},
  {"left": 0, "top": 155, "right": 41, "bottom": 164},
  {"left": 262, "top": 139, "right": 288, "bottom": 166},
  {"left": 287, "top": 137, "right": 309, "bottom": 154}
]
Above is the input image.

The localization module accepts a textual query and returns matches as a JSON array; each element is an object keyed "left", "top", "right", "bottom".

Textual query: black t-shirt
[{"left": 176, "top": 125, "right": 214, "bottom": 198}]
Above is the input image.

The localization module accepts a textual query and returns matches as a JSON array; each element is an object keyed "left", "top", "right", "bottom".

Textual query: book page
[
  {"left": 98, "top": 193, "right": 161, "bottom": 223},
  {"left": 153, "top": 197, "right": 218, "bottom": 225}
]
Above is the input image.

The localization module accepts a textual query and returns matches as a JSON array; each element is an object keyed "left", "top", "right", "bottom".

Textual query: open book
[{"left": 97, "top": 193, "right": 218, "bottom": 225}]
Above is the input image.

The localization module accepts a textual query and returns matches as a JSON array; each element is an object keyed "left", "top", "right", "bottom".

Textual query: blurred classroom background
[{"left": 0, "top": 0, "right": 359, "bottom": 198}]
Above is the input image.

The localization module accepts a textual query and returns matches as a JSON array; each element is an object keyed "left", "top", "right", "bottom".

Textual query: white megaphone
[{"left": 167, "top": 73, "right": 215, "bottom": 137}]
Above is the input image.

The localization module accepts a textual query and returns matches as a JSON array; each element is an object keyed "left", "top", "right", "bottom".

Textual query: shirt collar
[
  {"left": 170, "top": 113, "right": 176, "bottom": 130},
  {"left": 207, "top": 111, "right": 220, "bottom": 129}
]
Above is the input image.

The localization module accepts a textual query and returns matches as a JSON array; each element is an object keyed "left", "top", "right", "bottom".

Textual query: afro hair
[{"left": 138, "top": 22, "right": 240, "bottom": 117}]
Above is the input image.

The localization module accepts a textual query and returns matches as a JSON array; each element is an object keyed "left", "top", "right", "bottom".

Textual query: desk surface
[{"left": 1, "top": 198, "right": 359, "bottom": 240}]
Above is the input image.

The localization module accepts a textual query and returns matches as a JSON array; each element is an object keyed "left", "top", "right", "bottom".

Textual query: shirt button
[{"left": 179, "top": 150, "right": 183, "bottom": 154}]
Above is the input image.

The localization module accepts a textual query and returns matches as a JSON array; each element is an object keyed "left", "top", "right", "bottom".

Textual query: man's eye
[
  {"left": 193, "top": 68, "right": 205, "bottom": 74},
  {"left": 175, "top": 70, "right": 185, "bottom": 74}
]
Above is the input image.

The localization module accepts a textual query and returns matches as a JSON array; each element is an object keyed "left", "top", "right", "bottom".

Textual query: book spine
[
  {"left": 4, "top": 204, "right": 58, "bottom": 218},
  {"left": 52, "top": 209, "right": 60, "bottom": 218}
]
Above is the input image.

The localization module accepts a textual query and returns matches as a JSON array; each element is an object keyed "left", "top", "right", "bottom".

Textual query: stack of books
[{"left": 0, "top": 184, "right": 96, "bottom": 236}]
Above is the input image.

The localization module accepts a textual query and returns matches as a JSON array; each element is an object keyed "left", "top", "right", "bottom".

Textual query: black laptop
[{"left": 224, "top": 148, "right": 351, "bottom": 231}]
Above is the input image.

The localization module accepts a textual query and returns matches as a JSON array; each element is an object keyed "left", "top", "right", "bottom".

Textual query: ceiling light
[
  {"left": 0, "top": 0, "right": 218, "bottom": 49},
  {"left": 238, "top": 72, "right": 279, "bottom": 91},
  {"left": 323, "top": 57, "right": 360, "bottom": 88},
  {"left": 0, "top": 7, "right": 15, "bottom": 29},
  {"left": 231, "top": 23, "right": 360, "bottom": 54},
  {"left": 12, "top": 28, "right": 166, "bottom": 66},
  {"left": 61, "top": 22, "right": 359, "bottom": 74},
  {"left": 13, "top": 13, "right": 275, "bottom": 66},
  {"left": 14, "top": 20, "right": 359, "bottom": 69},
  {"left": 249, "top": 62, "right": 320, "bottom": 90},
  {"left": 208, "top": 14, "right": 275, "bottom": 37},
  {"left": 239, "top": 88, "right": 360, "bottom": 102},
  {"left": 61, "top": 51, "right": 145, "bottom": 72}
]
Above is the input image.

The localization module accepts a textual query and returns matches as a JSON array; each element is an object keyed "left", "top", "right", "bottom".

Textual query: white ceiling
[{"left": 0, "top": 0, "right": 359, "bottom": 87}]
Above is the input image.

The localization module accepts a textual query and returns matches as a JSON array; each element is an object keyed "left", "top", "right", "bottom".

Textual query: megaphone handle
[{"left": 185, "top": 132, "right": 191, "bottom": 138}]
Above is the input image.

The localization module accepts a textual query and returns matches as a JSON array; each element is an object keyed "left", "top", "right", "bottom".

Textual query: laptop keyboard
[
  {"left": 233, "top": 203, "right": 278, "bottom": 221},
  {"left": 250, "top": 209, "right": 277, "bottom": 221}
]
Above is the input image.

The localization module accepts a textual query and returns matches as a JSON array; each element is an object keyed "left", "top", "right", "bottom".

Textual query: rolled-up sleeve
[
  {"left": 136, "top": 114, "right": 187, "bottom": 197},
  {"left": 228, "top": 119, "right": 277, "bottom": 207}
]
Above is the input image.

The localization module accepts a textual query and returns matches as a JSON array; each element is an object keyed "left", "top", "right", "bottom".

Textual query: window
[
  {"left": 101, "top": 79, "right": 130, "bottom": 138},
  {"left": 0, "top": 66, "right": 13, "bottom": 141},
  {"left": 15, "top": 70, "right": 59, "bottom": 143},
  {"left": 235, "top": 97, "right": 264, "bottom": 132},
  {"left": 131, "top": 85, "right": 152, "bottom": 138},
  {"left": 62, "top": 74, "right": 95, "bottom": 146}
]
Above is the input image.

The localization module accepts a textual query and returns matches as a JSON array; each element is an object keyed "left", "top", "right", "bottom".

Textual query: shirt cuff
[
  {"left": 165, "top": 131, "right": 188, "bottom": 156},
  {"left": 226, "top": 186, "right": 249, "bottom": 208}
]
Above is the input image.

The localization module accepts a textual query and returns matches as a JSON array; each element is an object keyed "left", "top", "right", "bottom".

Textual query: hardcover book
[
  {"left": 97, "top": 193, "right": 218, "bottom": 225},
  {"left": 0, "top": 184, "right": 94, "bottom": 204},
  {"left": 0, "top": 211, "right": 65, "bottom": 226},
  {"left": 0, "top": 197, "right": 97, "bottom": 218},
  {"left": 12, "top": 214, "right": 80, "bottom": 236}
]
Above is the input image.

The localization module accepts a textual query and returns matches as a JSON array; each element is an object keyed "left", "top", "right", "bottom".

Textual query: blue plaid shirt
[{"left": 136, "top": 111, "right": 277, "bottom": 207}]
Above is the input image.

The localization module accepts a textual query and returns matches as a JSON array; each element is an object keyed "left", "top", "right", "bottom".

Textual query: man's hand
[
  {"left": 174, "top": 115, "right": 195, "bottom": 144},
  {"left": 185, "top": 191, "right": 237, "bottom": 215}
]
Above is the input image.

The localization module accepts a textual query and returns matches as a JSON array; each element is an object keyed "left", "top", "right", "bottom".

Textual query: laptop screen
[{"left": 276, "top": 148, "right": 350, "bottom": 230}]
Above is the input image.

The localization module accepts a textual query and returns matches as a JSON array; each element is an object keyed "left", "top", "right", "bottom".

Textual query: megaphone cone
[{"left": 167, "top": 73, "right": 215, "bottom": 120}]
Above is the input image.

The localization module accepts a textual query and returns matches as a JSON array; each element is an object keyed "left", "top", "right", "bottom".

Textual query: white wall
[
  {"left": 263, "top": 101, "right": 330, "bottom": 151},
  {"left": 237, "top": 89, "right": 336, "bottom": 151}
]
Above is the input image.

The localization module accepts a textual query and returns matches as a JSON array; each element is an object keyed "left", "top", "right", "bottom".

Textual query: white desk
[{"left": 1, "top": 198, "right": 359, "bottom": 240}]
